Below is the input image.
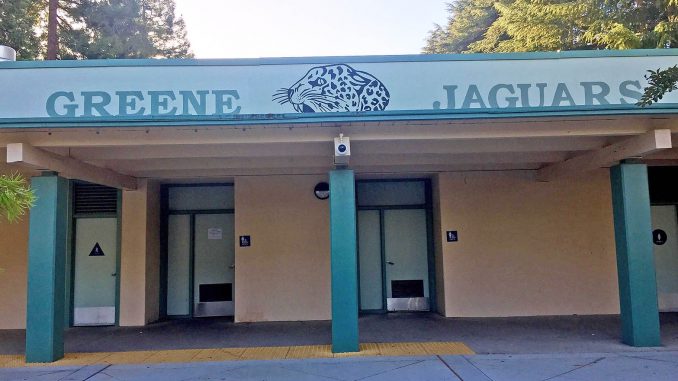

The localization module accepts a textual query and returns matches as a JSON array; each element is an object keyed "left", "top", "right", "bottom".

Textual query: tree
[
  {"left": 423, "top": 0, "right": 503, "bottom": 54},
  {"left": 0, "top": 0, "right": 43, "bottom": 60},
  {"left": 638, "top": 65, "right": 678, "bottom": 106},
  {"left": 469, "top": 0, "right": 600, "bottom": 52},
  {"left": 0, "top": 173, "right": 35, "bottom": 222},
  {"left": 3, "top": 0, "right": 192, "bottom": 60},
  {"left": 47, "top": 0, "right": 59, "bottom": 59},
  {"left": 66, "top": 0, "right": 193, "bottom": 59},
  {"left": 425, "top": 0, "right": 678, "bottom": 53}
]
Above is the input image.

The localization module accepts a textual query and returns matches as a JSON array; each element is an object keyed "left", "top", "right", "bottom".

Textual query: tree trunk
[{"left": 47, "top": 0, "right": 58, "bottom": 60}]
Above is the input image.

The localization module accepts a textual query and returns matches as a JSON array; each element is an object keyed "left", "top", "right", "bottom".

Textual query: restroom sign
[
  {"left": 446, "top": 231, "right": 458, "bottom": 242},
  {"left": 653, "top": 229, "right": 668, "bottom": 245},
  {"left": 239, "top": 235, "right": 251, "bottom": 247},
  {"left": 89, "top": 242, "right": 105, "bottom": 256}
]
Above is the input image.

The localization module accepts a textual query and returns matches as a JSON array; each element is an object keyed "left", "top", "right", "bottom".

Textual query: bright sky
[{"left": 173, "top": 0, "right": 449, "bottom": 59}]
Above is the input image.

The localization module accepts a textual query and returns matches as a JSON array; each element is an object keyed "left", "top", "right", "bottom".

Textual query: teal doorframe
[
  {"left": 25, "top": 172, "right": 69, "bottom": 363},
  {"left": 160, "top": 182, "right": 235, "bottom": 320},
  {"left": 64, "top": 180, "right": 74, "bottom": 328},
  {"left": 330, "top": 169, "right": 359, "bottom": 353},
  {"left": 610, "top": 163, "right": 661, "bottom": 346},
  {"left": 159, "top": 186, "right": 169, "bottom": 319},
  {"left": 355, "top": 179, "right": 436, "bottom": 314},
  {"left": 115, "top": 190, "right": 122, "bottom": 325},
  {"left": 164, "top": 209, "right": 234, "bottom": 318}
]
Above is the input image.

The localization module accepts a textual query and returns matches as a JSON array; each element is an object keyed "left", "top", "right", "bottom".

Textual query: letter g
[{"left": 46, "top": 91, "right": 78, "bottom": 117}]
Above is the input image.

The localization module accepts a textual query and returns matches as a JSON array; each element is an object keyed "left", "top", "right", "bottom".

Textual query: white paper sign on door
[{"left": 208, "top": 228, "right": 223, "bottom": 240}]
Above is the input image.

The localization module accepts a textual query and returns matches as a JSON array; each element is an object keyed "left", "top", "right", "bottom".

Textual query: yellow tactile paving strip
[{"left": 0, "top": 341, "right": 473, "bottom": 368}]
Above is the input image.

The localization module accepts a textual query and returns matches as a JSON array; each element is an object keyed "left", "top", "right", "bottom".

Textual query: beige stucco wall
[
  {"left": 119, "top": 179, "right": 161, "bottom": 326},
  {"left": 0, "top": 167, "right": 624, "bottom": 329},
  {"left": 0, "top": 168, "right": 34, "bottom": 330},
  {"left": 436, "top": 170, "right": 620, "bottom": 317},
  {"left": 234, "top": 175, "right": 331, "bottom": 322},
  {"left": 0, "top": 213, "right": 29, "bottom": 329}
]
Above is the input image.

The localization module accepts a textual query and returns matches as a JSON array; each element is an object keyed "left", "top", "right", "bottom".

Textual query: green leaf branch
[
  {"left": 638, "top": 66, "right": 678, "bottom": 107},
  {"left": 0, "top": 173, "right": 36, "bottom": 222}
]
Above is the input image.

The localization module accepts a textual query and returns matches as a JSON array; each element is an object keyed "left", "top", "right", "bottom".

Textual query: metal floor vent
[{"left": 73, "top": 183, "right": 118, "bottom": 214}]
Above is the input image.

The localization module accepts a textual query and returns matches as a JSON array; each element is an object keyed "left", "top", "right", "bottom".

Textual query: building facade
[{"left": 1, "top": 48, "right": 678, "bottom": 362}]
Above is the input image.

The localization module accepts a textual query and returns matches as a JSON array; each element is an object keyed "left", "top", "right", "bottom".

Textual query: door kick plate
[
  {"left": 386, "top": 297, "right": 430, "bottom": 311},
  {"left": 194, "top": 302, "right": 234, "bottom": 317}
]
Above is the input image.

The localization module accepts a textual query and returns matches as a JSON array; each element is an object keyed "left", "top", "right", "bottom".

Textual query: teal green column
[
  {"left": 610, "top": 163, "right": 661, "bottom": 347},
  {"left": 25, "top": 173, "right": 69, "bottom": 363},
  {"left": 329, "top": 169, "right": 359, "bottom": 353}
]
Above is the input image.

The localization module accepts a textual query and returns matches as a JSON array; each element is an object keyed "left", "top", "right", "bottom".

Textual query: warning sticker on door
[
  {"left": 89, "top": 242, "right": 105, "bottom": 256},
  {"left": 208, "top": 228, "right": 223, "bottom": 240}
]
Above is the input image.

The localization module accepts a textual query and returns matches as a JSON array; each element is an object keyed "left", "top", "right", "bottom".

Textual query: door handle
[
  {"left": 387, "top": 261, "right": 394, "bottom": 265},
  {"left": 229, "top": 264, "right": 235, "bottom": 269},
  {"left": 111, "top": 273, "right": 117, "bottom": 276}
]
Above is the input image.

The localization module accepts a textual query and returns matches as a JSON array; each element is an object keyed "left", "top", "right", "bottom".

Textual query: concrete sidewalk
[{"left": 1, "top": 351, "right": 677, "bottom": 380}]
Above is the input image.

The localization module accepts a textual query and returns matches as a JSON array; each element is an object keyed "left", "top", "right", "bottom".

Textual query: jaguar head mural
[{"left": 273, "top": 64, "right": 390, "bottom": 113}]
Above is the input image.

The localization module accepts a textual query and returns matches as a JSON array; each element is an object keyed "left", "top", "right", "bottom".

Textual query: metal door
[
  {"left": 167, "top": 214, "right": 191, "bottom": 316},
  {"left": 73, "top": 217, "right": 117, "bottom": 325},
  {"left": 193, "top": 213, "right": 235, "bottom": 317},
  {"left": 358, "top": 208, "right": 430, "bottom": 312},
  {"left": 652, "top": 205, "right": 678, "bottom": 311},
  {"left": 358, "top": 210, "right": 384, "bottom": 311},
  {"left": 384, "top": 209, "right": 430, "bottom": 311}
]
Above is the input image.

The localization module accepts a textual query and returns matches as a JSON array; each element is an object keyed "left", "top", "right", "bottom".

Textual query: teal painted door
[
  {"left": 73, "top": 217, "right": 118, "bottom": 326},
  {"left": 652, "top": 205, "right": 678, "bottom": 311},
  {"left": 193, "top": 213, "right": 235, "bottom": 317}
]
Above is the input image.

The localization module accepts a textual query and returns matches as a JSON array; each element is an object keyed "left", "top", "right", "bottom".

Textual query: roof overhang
[{"left": 2, "top": 50, "right": 678, "bottom": 181}]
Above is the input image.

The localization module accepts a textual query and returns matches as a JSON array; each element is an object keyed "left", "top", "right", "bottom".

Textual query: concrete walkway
[
  {"left": 2, "top": 313, "right": 677, "bottom": 355},
  {"left": 1, "top": 352, "right": 677, "bottom": 380},
  {"left": 2, "top": 314, "right": 678, "bottom": 380}
]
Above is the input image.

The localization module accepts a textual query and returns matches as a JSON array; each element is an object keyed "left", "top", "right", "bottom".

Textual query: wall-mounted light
[{"left": 314, "top": 182, "right": 329, "bottom": 200}]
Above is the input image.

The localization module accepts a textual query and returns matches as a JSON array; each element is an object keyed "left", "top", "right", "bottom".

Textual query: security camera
[{"left": 334, "top": 133, "right": 350, "bottom": 166}]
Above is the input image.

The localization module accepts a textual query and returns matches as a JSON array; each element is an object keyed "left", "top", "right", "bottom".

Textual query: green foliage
[
  {"left": 1, "top": 0, "right": 192, "bottom": 60},
  {"left": 423, "top": 0, "right": 502, "bottom": 53},
  {"left": 0, "top": 0, "right": 43, "bottom": 59},
  {"left": 423, "top": 2, "right": 678, "bottom": 107},
  {"left": 425, "top": 0, "right": 678, "bottom": 53},
  {"left": 638, "top": 66, "right": 678, "bottom": 106},
  {"left": 0, "top": 173, "right": 35, "bottom": 222},
  {"left": 62, "top": 0, "right": 192, "bottom": 59},
  {"left": 469, "top": 0, "right": 596, "bottom": 52}
]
